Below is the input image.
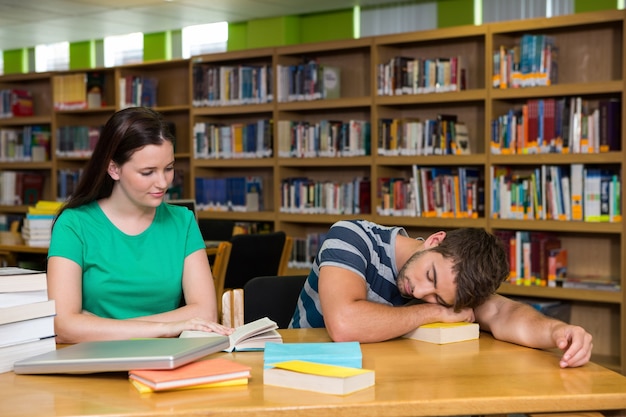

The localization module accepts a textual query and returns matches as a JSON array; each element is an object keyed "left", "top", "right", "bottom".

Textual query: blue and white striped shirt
[{"left": 289, "top": 220, "right": 408, "bottom": 328}]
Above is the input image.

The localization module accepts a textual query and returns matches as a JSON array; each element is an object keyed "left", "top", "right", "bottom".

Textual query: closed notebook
[
  {"left": 403, "top": 322, "right": 479, "bottom": 344},
  {"left": 129, "top": 357, "right": 251, "bottom": 391},
  {"left": 263, "top": 360, "right": 375, "bottom": 395},
  {"left": 263, "top": 341, "right": 362, "bottom": 368},
  {"left": 13, "top": 336, "right": 230, "bottom": 374}
]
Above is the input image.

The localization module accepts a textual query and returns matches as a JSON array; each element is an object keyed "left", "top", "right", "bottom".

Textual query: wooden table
[{"left": 1, "top": 329, "right": 625, "bottom": 417}]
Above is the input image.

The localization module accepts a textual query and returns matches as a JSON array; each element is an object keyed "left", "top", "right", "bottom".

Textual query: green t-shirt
[{"left": 48, "top": 201, "right": 206, "bottom": 319}]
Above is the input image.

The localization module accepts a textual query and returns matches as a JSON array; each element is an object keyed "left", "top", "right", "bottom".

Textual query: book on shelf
[
  {"left": 52, "top": 73, "right": 88, "bottom": 110},
  {"left": 0, "top": 267, "right": 47, "bottom": 292},
  {"left": 27, "top": 200, "right": 63, "bottom": 215},
  {"left": 558, "top": 277, "right": 620, "bottom": 291},
  {"left": 0, "top": 337, "right": 56, "bottom": 374},
  {"left": 86, "top": 72, "right": 105, "bottom": 108},
  {"left": 322, "top": 66, "right": 341, "bottom": 99},
  {"left": 263, "top": 341, "right": 362, "bottom": 369},
  {"left": 263, "top": 360, "right": 375, "bottom": 396},
  {"left": 180, "top": 316, "right": 282, "bottom": 352},
  {"left": 403, "top": 322, "right": 480, "bottom": 344},
  {"left": 128, "top": 358, "right": 251, "bottom": 392},
  {"left": 9, "top": 89, "right": 34, "bottom": 117}
]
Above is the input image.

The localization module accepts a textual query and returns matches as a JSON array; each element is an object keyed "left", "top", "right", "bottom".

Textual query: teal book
[{"left": 263, "top": 341, "right": 362, "bottom": 369}]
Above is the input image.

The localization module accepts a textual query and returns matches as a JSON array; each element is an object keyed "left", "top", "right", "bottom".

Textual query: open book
[{"left": 180, "top": 317, "right": 282, "bottom": 352}]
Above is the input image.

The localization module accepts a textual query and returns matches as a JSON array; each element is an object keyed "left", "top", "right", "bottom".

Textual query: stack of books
[
  {"left": 129, "top": 357, "right": 252, "bottom": 393},
  {"left": 21, "top": 200, "right": 63, "bottom": 247},
  {"left": 0, "top": 267, "right": 56, "bottom": 373}
]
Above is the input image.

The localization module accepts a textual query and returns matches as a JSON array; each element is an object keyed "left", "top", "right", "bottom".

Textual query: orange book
[{"left": 129, "top": 358, "right": 251, "bottom": 392}]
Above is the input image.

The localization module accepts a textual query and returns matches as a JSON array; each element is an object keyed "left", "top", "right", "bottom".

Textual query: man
[{"left": 290, "top": 220, "right": 593, "bottom": 368}]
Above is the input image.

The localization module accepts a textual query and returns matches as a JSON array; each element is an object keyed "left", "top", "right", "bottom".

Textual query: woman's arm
[{"left": 48, "top": 250, "right": 231, "bottom": 344}]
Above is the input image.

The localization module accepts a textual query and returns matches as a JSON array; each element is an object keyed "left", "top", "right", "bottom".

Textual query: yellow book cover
[
  {"left": 263, "top": 360, "right": 375, "bottom": 395},
  {"left": 130, "top": 377, "right": 248, "bottom": 394}
]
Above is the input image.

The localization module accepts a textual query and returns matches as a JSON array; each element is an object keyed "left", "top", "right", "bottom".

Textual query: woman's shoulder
[{"left": 56, "top": 201, "right": 99, "bottom": 222}]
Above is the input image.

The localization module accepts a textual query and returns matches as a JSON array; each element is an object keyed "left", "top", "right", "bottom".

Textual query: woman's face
[{"left": 109, "top": 141, "right": 175, "bottom": 209}]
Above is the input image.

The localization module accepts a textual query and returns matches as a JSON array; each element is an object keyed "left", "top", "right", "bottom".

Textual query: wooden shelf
[{"left": 1, "top": 8, "right": 625, "bottom": 374}]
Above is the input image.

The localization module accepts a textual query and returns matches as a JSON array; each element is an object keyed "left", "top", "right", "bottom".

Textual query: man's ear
[
  {"left": 423, "top": 231, "right": 447, "bottom": 248},
  {"left": 107, "top": 161, "right": 120, "bottom": 181}
]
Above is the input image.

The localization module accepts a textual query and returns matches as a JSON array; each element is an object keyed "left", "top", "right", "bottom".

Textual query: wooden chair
[
  {"left": 208, "top": 240, "right": 232, "bottom": 320},
  {"left": 221, "top": 274, "right": 307, "bottom": 328}
]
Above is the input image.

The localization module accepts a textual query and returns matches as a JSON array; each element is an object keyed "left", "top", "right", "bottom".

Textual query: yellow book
[
  {"left": 27, "top": 201, "right": 63, "bottom": 215},
  {"left": 403, "top": 322, "right": 479, "bottom": 344},
  {"left": 130, "top": 377, "right": 248, "bottom": 393},
  {"left": 263, "top": 360, "right": 375, "bottom": 395}
]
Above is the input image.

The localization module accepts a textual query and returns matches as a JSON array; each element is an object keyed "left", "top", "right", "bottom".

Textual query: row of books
[
  {"left": 57, "top": 168, "right": 83, "bottom": 201},
  {"left": 376, "top": 55, "right": 467, "bottom": 96},
  {"left": 277, "top": 119, "right": 371, "bottom": 158},
  {"left": 0, "top": 267, "right": 56, "bottom": 374},
  {"left": 491, "top": 97, "right": 621, "bottom": 154},
  {"left": 192, "top": 63, "right": 274, "bottom": 107},
  {"left": 496, "top": 230, "right": 565, "bottom": 287},
  {"left": 0, "top": 89, "right": 34, "bottom": 118},
  {"left": 0, "top": 125, "right": 51, "bottom": 162},
  {"left": 288, "top": 232, "right": 328, "bottom": 270},
  {"left": 193, "top": 119, "right": 273, "bottom": 159},
  {"left": 499, "top": 230, "right": 619, "bottom": 291},
  {"left": 194, "top": 176, "right": 264, "bottom": 212},
  {"left": 379, "top": 166, "right": 483, "bottom": 219},
  {"left": 491, "top": 164, "right": 622, "bottom": 223},
  {"left": 52, "top": 72, "right": 105, "bottom": 111},
  {"left": 56, "top": 125, "right": 102, "bottom": 158},
  {"left": 378, "top": 115, "right": 470, "bottom": 156},
  {"left": 0, "top": 171, "right": 45, "bottom": 206},
  {"left": 279, "top": 176, "right": 371, "bottom": 216},
  {"left": 276, "top": 61, "right": 341, "bottom": 102},
  {"left": 118, "top": 75, "right": 158, "bottom": 108},
  {"left": 492, "top": 34, "right": 558, "bottom": 89}
]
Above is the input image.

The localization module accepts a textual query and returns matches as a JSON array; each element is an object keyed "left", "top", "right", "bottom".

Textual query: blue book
[{"left": 263, "top": 341, "right": 362, "bottom": 369}]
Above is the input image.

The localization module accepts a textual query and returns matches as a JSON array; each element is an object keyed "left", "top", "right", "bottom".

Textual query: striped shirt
[{"left": 289, "top": 220, "right": 409, "bottom": 328}]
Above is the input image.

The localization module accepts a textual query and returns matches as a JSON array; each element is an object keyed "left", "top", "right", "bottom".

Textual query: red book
[{"left": 128, "top": 358, "right": 251, "bottom": 391}]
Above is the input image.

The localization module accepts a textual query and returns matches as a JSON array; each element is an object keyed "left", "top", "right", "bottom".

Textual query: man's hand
[{"left": 552, "top": 323, "right": 593, "bottom": 368}]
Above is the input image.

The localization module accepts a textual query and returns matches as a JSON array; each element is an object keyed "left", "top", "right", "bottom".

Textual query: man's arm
[
  {"left": 318, "top": 265, "right": 474, "bottom": 343},
  {"left": 474, "top": 294, "right": 593, "bottom": 368}
]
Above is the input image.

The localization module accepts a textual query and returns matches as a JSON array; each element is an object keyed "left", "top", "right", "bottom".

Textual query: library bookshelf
[{"left": 0, "top": 9, "right": 624, "bottom": 373}]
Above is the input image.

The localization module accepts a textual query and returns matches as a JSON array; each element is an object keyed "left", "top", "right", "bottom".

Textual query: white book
[
  {"left": 0, "top": 289, "right": 48, "bottom": 308},
  {"left": 0, "top": 315, "right": 55, "bottom": 348},
  {"left": 180, "top": 316, "right": 282, "bottom": 352},
  {"left": 403, "top": 322, "right": 479, "bottom": 344},
  {"left": 0, "top": 337, "right": 56, "bottom": 374},
  {"left": 0, "top": 300, "right": 55, "bottom": 325},
  {"left": 0, "top": 268, "right": 47, "bottom": 292},
  {"left": 264, "top": 360, "right": 375, "bottom": 396}
]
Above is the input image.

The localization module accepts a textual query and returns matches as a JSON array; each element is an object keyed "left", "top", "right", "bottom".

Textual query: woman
[{"left": 48, "top": 107, "right": 232, "bottom": 343}]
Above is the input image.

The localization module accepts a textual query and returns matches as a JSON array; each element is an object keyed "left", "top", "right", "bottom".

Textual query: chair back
[
  {"left": 223, "top": 231, "right": 287, "bottom": 290},
  {"left": 209, "top": 241, "right": 232, "bottom": 319},
  {"left": 243, "top": 275, "right": 307, "bottom": 328}
]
